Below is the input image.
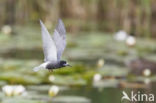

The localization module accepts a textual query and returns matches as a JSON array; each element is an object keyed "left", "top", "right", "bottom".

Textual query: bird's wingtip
[
  {"left": 39, "top": 19, "right": 43, "bottom": 25},
  {"left": 58, "top": 18, "right": 63, "bottom": 24},
  {"left": 58, "top": 18, "right": 62, "bottom": 21}
]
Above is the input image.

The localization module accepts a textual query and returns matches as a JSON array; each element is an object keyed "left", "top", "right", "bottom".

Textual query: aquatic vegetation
[
  {"left": 96, "top": 58, "right": 105, "bottom": 68},
  {"left": 114, "top": 30, "right": 128, "bottom": 41},
  {"left": 0, "top": 26, "right": 156, "bottom": 103},
  {"left": 49, "top": 75, "right": 55, "bottom": 82},
  {"left": 52, "top": 96, "right": 90, "bottom": 103},
  {"left": 143, "top": 69, "right": 151, "bottom": 77},
  {"left": 126, "top": 36, "right": 136, "bottom": 47},
  {"left": 2, "top": 85, "right": 26, "bottom": 96},
  {"left": 1, "top": 98, "right": 44, "bottom": 103},
  {"left": 93, "top": 74, "right": 102, "bottom": 82},
  {"left": 48, "top": 75, "right": 87, "bottom": 86},
  {"left": 48, "top": 85, "right": 59, "bottom": 97}
]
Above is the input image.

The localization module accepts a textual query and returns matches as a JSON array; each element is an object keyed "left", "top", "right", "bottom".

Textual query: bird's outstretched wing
[
  {"left": 53, "top": 19, "right": 66, "bottom": 61},
  {"left": 40, "top": 20, "right": 57, "bottom": 62}
]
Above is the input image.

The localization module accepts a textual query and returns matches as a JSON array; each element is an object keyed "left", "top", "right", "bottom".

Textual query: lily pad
[{"left": 52, "top": 96, "right": 90, "bottom": 103}]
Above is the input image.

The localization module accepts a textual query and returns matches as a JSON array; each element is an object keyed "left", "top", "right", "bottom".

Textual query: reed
[{"left": 0, "top": 0, "right": 155, "bottom": 37}]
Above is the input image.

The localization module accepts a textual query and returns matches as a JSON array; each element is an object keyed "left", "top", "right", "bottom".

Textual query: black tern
[{"left": 33, "top": 19, "right": 71, "bottom": 72}]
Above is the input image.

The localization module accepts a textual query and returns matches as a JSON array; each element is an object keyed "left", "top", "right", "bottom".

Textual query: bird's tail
[{"left": 33, "top": 62, "right": 48, "bottom": 72}]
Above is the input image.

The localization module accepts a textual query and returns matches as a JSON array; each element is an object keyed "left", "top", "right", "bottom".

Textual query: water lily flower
[
  {"left": 144, "top": 78, "right": 151, "bottom": 84},
  {"left": 126, "top": 36, "right": 136, "bottom": 46},
  {"left": 13, "top": 85, "right": 26, "bottom": 96},
  {"left": 2, "top": 85, "right": 26, "bottom": 96},
  {"left": 114, "top": 30, "right": 128, "bottom": 41},
  {"left": 143, "top": 69, "right": 151, "bottom": 77},
  {"left": 49, "top": 75, "right": 55, "bottom": 82},
  {"left": 49, "top": 85, "right": 59, "bottom": 97},
  {"left": 97, "top": 59, "right": 104, "bottom": 68},
  {"left": 1, "top": 25, "right": 12, "bottom": 35},
  {"left": 2, "top": 85, "right": 14, "bottom": 96},
  {"left": 93, "top": 73, "right": 102, "bottom": 82}
]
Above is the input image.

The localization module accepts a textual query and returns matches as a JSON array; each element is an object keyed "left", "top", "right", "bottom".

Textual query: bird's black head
[{"left": 60, "top": 60, "right": 71, "bottom": 67}]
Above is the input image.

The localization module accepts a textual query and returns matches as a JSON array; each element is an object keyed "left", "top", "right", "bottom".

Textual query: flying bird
[{"left": 33, "top": 19, "right": 71, "bottom": 72}]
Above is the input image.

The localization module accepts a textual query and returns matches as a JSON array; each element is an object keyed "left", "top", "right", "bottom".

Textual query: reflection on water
[
  {"left": 60, "top": 87, "right": 122, "bottom": 103},
  {"left": 57, "top": 83, "right": 156, "bottom": 103},
  {"left": 24, "top": 82, "right": 156, "bottom": 103}
]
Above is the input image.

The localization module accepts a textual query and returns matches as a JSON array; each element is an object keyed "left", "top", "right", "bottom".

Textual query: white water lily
[
  {"left": 1, "top": 25, "right": 12, "bottom": 35},
  {"left": 126, "top": 36, "right": 136, "bottom": 46},
  {"left": 2, "top": 85, "right": 26, "bottom": 96},
  {"left": 114, "top": 30, "right": 128, "bottom": 41},
  {"left": 97, "top": 59, "right": 104, "bottom": 68},
  {"left": 49, "top": 75, "right": 55, "bottom": 82},
  {"left": 2, "top": 85, "right": 14, "bottom": 96},
  {"left": 49, "top": 85, "right": 59, "bottom": 97},
  {"left": 143, "top": 69, "right": 151, "bottom": 77},
  {"left": 13, "top": 85, "right": 26, "bottom": 96},
  {"left": 144, "top": 78, "right": 151, "bottom": 84},
  {"left": 93, "top": 74, "right": 102, "bottom": 82}
]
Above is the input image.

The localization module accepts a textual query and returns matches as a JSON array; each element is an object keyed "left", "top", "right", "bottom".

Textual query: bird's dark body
[{"left": 46, "top": 61, "right": 66, "bottom": 69}]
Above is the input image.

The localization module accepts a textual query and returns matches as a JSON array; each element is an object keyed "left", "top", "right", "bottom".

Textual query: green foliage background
[{"left": 0, "top": 0, "right": 156, "bottom": 37}]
